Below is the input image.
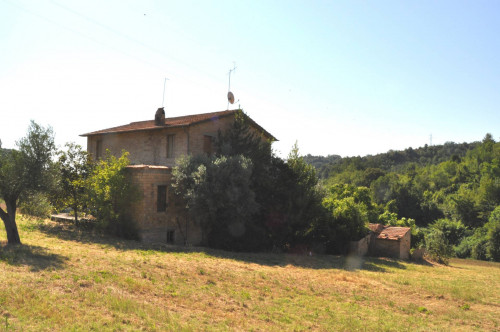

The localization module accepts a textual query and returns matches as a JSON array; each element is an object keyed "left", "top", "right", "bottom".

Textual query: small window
[
  {"left": 167, "top": 134, "right": 175, "bottom": 158},
  {"left": 203, "top": 135, "right": 214, "bottom": 155},
  {"left": 166, "top": 230, "right": 175, "bottom": 244},
  {"left": 157, "top": 185, "right": 167, "bottom": 212},
  {"left": 96, "top": 140, "right": 103, "bottom": 159}
]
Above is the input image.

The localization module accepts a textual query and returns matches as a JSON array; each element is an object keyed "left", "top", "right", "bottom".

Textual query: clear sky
[{"left": 1, "top": 0, "right": 499, "bottom": 157}]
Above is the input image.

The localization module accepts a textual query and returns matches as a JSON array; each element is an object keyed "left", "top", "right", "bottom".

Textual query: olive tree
[{"left": 0, "top": 121, "right": 55, "bottom": 244}]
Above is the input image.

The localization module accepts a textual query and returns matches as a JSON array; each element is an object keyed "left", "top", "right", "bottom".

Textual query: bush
[
  {"left": 425, "top": 228, "right": 453, "bottom": 265},
  {"left": 19, "top": 192, "right": 53, "bottom": 218},
  {"left": 322, "top": 196, "right": 370, "bottom": 253},
  {"left": 87, "top": 151, "right": 140, "bottom": 240},
  {"left": 486, "top": 222, "right": 500, "bottom": 261},
  {"left": 454, "top": 227, "right": 488, "bottom": 260},
  {"left": 486, "top": 206, "right": 500, "bottom": 261},
  {"left": 430, "top": 218, "right": 467, "bottom": 246}
]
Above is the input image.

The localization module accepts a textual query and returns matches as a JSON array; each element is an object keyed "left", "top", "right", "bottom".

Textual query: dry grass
[{"left": 1, "top": 216, "right": 499, "bottom": 331}]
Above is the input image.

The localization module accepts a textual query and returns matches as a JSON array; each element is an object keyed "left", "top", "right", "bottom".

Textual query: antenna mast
[
  {"left": 162, "top": 77, "right": 169, "bottom": 108},
  {"left": 227, "top": 63, "right": 237, "bottom": 109}
]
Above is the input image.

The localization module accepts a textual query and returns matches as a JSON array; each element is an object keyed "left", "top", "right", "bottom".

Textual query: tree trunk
[
  {"left": 0, "top": 199, "right": 21, "bottom": 245},
  {"left": 72, "top": 192, "right": 79, "bottom": 226}
]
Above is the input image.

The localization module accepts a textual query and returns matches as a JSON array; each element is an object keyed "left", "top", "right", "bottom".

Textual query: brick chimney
[{"left": 154, "top": 107, "right": 165, "bottom": 125}]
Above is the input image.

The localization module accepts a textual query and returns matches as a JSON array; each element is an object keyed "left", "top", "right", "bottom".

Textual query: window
[
  {"left": 96, "top": 140, "right": 103, "bottom": 159},
  {"left": 166, "top": 134, "right": 175, "bottom": 158},
  {"left": 166, "top": 230, "right": 175, "bottom": 244},
  {"left": 157, "top": 185, "right": 167, "bottom": 212},
  {"left": 203, "top": 135, "right": 214, "bottom": 155}
]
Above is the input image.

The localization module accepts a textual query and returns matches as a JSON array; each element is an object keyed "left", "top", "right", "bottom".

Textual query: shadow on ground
[
  {"left": 0, "top": 243, "right": 68, "bottom": 272},
  {"left": 37, "top": 219, "right": 413, "bottom": 272}
]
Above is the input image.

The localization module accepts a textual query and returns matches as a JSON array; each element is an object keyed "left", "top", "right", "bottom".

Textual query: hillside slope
[{"left": 1, "top": 216, "right": 499, "bottom": 331}]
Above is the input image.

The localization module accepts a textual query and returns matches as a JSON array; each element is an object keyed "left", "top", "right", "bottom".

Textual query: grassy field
[{"left": 1, "top": 216, "right": 499, "bottom": 331}]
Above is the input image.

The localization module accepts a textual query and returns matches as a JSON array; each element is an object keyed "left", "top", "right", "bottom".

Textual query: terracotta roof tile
[
  {"left": 369, "top": 224, "right": 411, "bottom": 241},
  {"left": 126, "top": 165, "right": 171, "bottom": 170},
  {"left": 80, "top": 109, "right": 276, "bottom": 140},
  {"left": 369, "top": 223, "right": 385, "bottom": 233}
]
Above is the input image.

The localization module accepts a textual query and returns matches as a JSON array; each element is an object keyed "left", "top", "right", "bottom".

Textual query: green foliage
[
  {"left": 55, "top": 143, "right": 93, "bottom": 222},
  {"left": 172, "top": 153, "right": 260, "bottom": 250},
  {"left": 322, "top": 193, "right": 370, "bottom": 253},
  {"left": 174, "top": 115, "right": 325, "bottom": 252},
  {"left": 87, "top": 151, "right": 139, "bottom": 239},
  {"left": 327, "top": 184, "right": 379, "bottom": 223},
  {"left": 313, "top": 133, "right": 500, "bottom": 261},
  {"left": 378, "top": 211, "right": 424, "bottom": 248},
  {"left": 19, "top": 192, "right": 53, "bottom": 218},
  {"left": 455, "top": 228, "right": 488, "bottom": 260},
  {"left": 485, "top": 206, "right": 500, "bottom": 261},
  {"left": 0, "top": 121, "right": 56, "bottom": 244},
  {"left": 425, "top": 229, "right": 453, "bottom": 265},
  {"left": 277, "top": 143, "right": 324, "bottom": 248},
  {"left": 16, "top": 121, "right": 56, "bottom": 192},
  {"left": 430, "top": 218, "right": 467, "bottom": 246}
]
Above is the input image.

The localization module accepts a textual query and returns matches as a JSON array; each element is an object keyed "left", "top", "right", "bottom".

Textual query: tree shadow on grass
[
  {"left": 196, "top": 250, "right": 408, "bottom": 272},
  {"left": 0, "top": 243, "right": 68, "bottom": 272},
  {"left": 37, "top": 220, "right": 410, "bottom": 272}
]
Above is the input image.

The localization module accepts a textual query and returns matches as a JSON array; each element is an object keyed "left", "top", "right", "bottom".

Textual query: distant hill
[
  {"left": 305, "top": 141, "right": 480, "bottom": 178},
  {"left": 302, "top": 154, "right": 342, "bottom": 170}
]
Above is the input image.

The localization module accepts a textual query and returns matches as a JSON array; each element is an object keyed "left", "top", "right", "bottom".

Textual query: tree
[
  {"left": 425, "top": 228, "right": 453, "bottom": 265},
  {"left": 172, "top": 154, "right": 259, "bottom": 250},
  {"left": 87, "top": 150, "right": 139, "bottom": 239},
  {"left": 0, "top": 121, "right": 55, "bottom": 244},
  {"left": 267, "top": 143, "right": 324, "bottom": 250},
  {"left": 57, "top": 143, "right": 92, "bottom": 224}
]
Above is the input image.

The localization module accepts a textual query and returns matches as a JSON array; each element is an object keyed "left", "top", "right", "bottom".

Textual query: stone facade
[
  {"left": 125, "top": 165, "right": 202, "bottom": 244},
  {"left": 86, "top": 115, "right": 236, "bottom": 167},
  {"left": 82, "top": 109, "right": 275, "bottom": 244}
]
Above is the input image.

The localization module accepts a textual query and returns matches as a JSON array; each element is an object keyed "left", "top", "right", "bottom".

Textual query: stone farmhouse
[{"left": 81, "top": 108, "right": 276, "bottom": 244}]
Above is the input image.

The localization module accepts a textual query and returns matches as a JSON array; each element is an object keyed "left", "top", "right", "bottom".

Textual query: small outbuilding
[{"left": 368, "top": 224, "right": 411, "bottom": 260}]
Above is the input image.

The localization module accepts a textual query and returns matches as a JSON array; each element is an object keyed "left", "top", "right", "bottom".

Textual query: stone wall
[
  {"left": 86, "top": 116, "right": 236, "bottom": 167},
  {"left": 369, "top": 231, "right": 411, "bottom": 260},
  {"left": 125, "top": 165, "right": 203, "bottom": 245},
  {"left": 349, "top": 234, "right": 371, "bottom": 256},
  {"left": 399, "top": 231, "right": 411, "bottom": 260}
]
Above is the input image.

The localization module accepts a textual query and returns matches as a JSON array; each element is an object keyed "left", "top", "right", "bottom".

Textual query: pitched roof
[
  {"left": 369, "top": 224, "right": 410, "bottom": 241},
  {"left": 81, "top": 109, "right": 276, "bottom": 140}
]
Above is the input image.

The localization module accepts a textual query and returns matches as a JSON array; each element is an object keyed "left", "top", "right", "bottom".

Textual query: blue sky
[{"left": 1, "top": 0, "right": 499, "bottom": 157}]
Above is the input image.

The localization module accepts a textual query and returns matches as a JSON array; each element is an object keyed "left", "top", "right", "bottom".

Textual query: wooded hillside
[{"left": 306, "top": 134, "right": 500, "bottom": 262}]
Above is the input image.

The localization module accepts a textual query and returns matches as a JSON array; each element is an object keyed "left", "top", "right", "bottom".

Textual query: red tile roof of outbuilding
[{"left": 369, "top": 224, "right": 410, "bottom": 241}]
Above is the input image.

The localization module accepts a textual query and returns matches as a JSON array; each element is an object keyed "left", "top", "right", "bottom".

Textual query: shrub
[
  {"left": 87, "top": 151, "right": 140, "bottom": 240},
  {"left": 322, "top": 196, "right": 370, "bottom": 253},
  {"left": 430, "top": 218, "right": 468, "bottom": 246},
  {"left": 455, "top": 228, "right": 487, "bottom": 260},
  {"left": 486, "top": 206, "right": 500, "bottom": 261},
  {"left": 19, "top": 191, "right": 53, "bottom": 218},
  {"left": 425, "top": 228, "right": 453, "bottom": 265},
  {"left": 486, "top": 222, "right": 500, "bottom": 261}
]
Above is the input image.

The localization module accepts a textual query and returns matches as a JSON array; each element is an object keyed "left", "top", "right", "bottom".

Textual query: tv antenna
[
  {"left": 162, "top": 77, "right": 170, "bottom": 108},
  {"left": 227, "top": 63, "right": 238, "bottom": 109}
]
